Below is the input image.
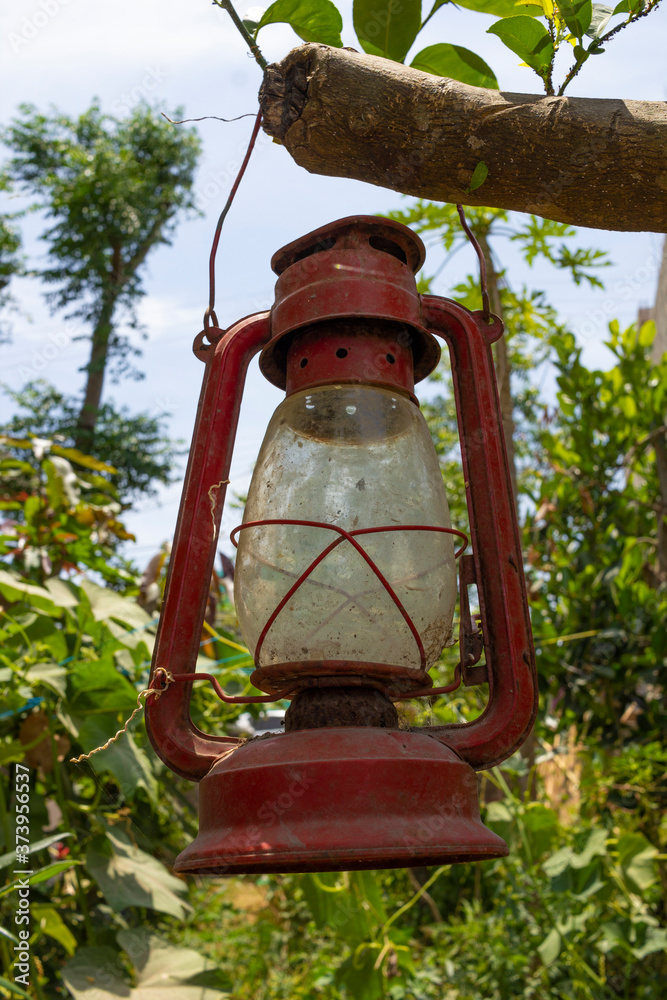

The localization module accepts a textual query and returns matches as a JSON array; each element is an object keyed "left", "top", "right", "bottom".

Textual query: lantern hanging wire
[
  {"left": 456, "top": 204, "right": 491, "bottom": 324},
  {"left": 204, "top": 107, "right": 263, "bottom": 330}
]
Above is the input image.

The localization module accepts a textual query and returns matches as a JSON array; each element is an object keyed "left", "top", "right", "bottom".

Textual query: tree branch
[{"left": 259, "top": 44, "right": 667, "bottom": 234}]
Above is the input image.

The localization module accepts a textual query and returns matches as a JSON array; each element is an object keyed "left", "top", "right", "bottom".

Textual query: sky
[{"left": 1, "top": 0, "right": 665, "bottom": 567}]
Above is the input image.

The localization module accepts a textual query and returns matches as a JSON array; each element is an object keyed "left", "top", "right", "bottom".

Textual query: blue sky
[{"left": 1, "top": 0, "right": 665, "bottom": 566}]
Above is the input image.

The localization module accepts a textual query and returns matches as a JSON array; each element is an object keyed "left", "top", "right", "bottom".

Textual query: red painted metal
[
  {"left": 145, "top": 312, "right": 271, "bottom": 781},
  {"left": 260, "top": 216, "right": 441, "bottom": 389},
  {"left": 248, "top": 660, "right": 434, "bottom": 698},
  {"left": 231, "top": 519, "right": 467, "bottom": 671},
  {"left": 174, "top": 728, "right": 507, "bottom": 875},
  {"left": 145, "top": 215, "right": 537, "bottom": 873},
  {"left": 285, "top": 325, "right": 416, "bottom": 399},
  {"left": 419, "top": 298, "right": 537, "bottom": 768}
]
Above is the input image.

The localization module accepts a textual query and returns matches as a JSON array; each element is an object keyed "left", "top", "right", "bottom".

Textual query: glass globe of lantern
[{"left": 235, "top": 372, "right": 458, "bottom": 678}]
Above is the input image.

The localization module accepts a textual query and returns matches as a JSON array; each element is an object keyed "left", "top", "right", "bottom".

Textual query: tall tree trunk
[
  {"left": 75, "top": 299, "right": 115, "bottom": 451},
  {"left": 477, "top": 234, "right": 537, "bottom": 794},
  {"left": 651, "top": 239, "right": 667, "bottom": 365},
  {"left": 75, "top": 244, "right": 123, "bottom": 451},
  {"left": 477, "top": 234, "right": 519, "bottom": 506},
  {"left": 650, "top": 239, "right": 667, "bottom": 581}
]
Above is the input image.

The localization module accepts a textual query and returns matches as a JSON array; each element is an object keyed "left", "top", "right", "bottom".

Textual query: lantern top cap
[{"left": 271, "top": 215, "right": 426, "bottom": 277}]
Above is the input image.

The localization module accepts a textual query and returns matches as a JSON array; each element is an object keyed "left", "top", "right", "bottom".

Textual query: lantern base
[{"left": 174, "top": 727, "right": 507, "bottom": 875}]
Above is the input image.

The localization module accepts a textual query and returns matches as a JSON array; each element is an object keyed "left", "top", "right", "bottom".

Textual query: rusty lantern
[{"left": 145, "top": 216, "right": 537, "bottom": 875}]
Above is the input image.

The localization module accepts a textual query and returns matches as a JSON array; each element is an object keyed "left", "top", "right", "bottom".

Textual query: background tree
[
  {"left": 3, "top": 104, "right": 201, "bottom": 450},
  {"left": 0, "top": 381, "right": 183, "bottom": 500},
  {"left": 0, "top": 175, "right": 22, "bottom": 345}
]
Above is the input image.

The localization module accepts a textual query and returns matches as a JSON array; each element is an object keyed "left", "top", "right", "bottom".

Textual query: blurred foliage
[
  {"left": 0, "top": 174, "right": 23, "bottom": 346},
  {"left": 2, "top": 102, "right": 201, "bottom": 447},
  {"left": 1, "top": 202, "right": 665, "bottom": 999},
  {"left": 1, "top": 381, "right": 184, "bottom": 500}
]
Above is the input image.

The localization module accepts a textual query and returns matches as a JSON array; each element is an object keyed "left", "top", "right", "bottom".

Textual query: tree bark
[
  {"left": 74, "top": 296, "right": 117, "bottom": 451},
  {"left": 259, "top": 44, "right": 667, "bottom": 234},
  {"left": 477, "top": 234, "right": 519, "bottom": 507},
  {"left": 75, "top": 243, "right": 124, "bottom": 451}
]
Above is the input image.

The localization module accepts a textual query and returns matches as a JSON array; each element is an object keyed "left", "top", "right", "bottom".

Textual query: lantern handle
[
  {"left": 418, "top": 296, "right": 537, "bottom": 770},
  {"left": 145, "top": 311, "right": 272, "bottom": 781}
]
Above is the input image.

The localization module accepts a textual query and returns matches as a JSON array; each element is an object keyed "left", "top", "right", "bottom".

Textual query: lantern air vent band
[{"left": 231, "top": 519, "right": 468, "bottom": 673}]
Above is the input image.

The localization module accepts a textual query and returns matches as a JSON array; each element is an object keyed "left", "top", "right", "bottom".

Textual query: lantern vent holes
[
  {"left": 300, "top": 357, "right": 308, "bottom": 368},
  {"left": 336, "top": 348, "right": 348, "bottom": 359},
  {"left": 291, "top": 236, "right": 336, "bottom": 265},
  {"left": 386, "top": 353, "right": 396, "bottom": 364},
  {"left": 368, "top": 235, "right": 408, "bottom": 266}
]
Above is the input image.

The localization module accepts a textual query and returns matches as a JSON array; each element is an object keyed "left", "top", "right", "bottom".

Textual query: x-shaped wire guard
[{"left": 230, "top": 519, "right": 468, "bottom": 669}]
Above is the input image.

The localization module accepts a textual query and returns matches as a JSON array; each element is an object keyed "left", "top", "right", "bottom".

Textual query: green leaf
[
  {"left": 24, "top": 661, "right": 67, "bottom": 696},
  {"left": 85, "top": 722, "right": 159, "bottom": 806},
  {"left": 63, "top": 935, "right": 228, "bottom": 1000},
  {"left": 411, "top": 44, "right": 498, "bottom": 89},
  {"left": 0, "top": 975, "right": 33, "bottom": 999},
  {"left": 50, "top": 445, "right": 117, "bottom": 473},
  {"left": 44, "top": 577, "right": 79, "bottom": 609},
  {"left": 633, "top": 926, "right": 667, "bottom": 959},
  {"left": 0, "top": 570, "right": 60, "bottom": 616},
  {"left": 68, "top": 656, "right": 138, "bottom": 716},
  {"left": 432, "top": 0, "right": 543, "bottom": 14},
  {"left": 585, "top": 2, "right": 614, "bottom": 34},
  {"left": 0, "top": 832, "right": 73, "bottom": 871},
  {"left": 86, "top": 828, "right": 190, "bottom": 918},
  {"left": 538, "top": 927, "right": 562, "bottom": 965},
  {"left": 80, "top": 579, "right": 152, "bottom": 629},
  {"left": 31, "top": 903, "right": 77, "bottom": 956},
  {"left": 0, "top": 926, "right": 20, "bottom": 946},
  {"left": 256, "top": 0, "right": 343, "bottom": 46},
  {"left": 60, "top": 946, "right": 127, "bottom": 1000},
  {"left": 0, "top": 861, "right": 79, "bottom": 898},
  {"left": 354, "top": 0, "right": 422, "bottom": 62},
  {"left": 617, "top": 832, "right": 658, "bottom": 893},
  {"left": 468, "top": 160, "right": 489, "bottom": 192},
  {"left": 555, "top": 0, "right": 593, "bottom": 36},
  {"left": 487, "top": 16, "right": 554, "bottom": 75},
  {"left": 117, "top": 928, "right": 219, "bottom": 986}
]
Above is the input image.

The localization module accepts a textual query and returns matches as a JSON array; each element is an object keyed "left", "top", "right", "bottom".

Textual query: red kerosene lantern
[{"left": 145, "top": 216, "right": 537, "bottom": 875}]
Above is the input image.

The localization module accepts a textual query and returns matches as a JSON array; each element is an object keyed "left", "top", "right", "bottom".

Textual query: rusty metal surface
[
  {"left": 174, "top": 727, "right": 508, "bottom": 875},
  {"left": 144, "top": 312, "right": 271, "bottom": 781},
  {"left": 284, "top": 687, "right": 398, "bottom": 731},
  {"left": 419, "top": 299, "right": 537, "bottom": 769},
  {"left": 146, "top": 216, "right": 537, "bottom": 877},
  {"left": 284, "top": 322, "right": 417, "bottom": 399},
  {"left": 249, "top": 659, "right": 433, "bottom": 697},
  {"left": 261, "top": 216, "right": 441, "bottom": 389}
]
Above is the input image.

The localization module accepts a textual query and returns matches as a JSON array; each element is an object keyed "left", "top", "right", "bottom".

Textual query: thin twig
[
  {"left": 558, "top": 0, "right": 663, "bottom": 95},
  {"left": 212, "top": 0, "right": 268, "bottom": 70},
  {"left": 406, "top": 869, "right": 443, "bottom": 923}
]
